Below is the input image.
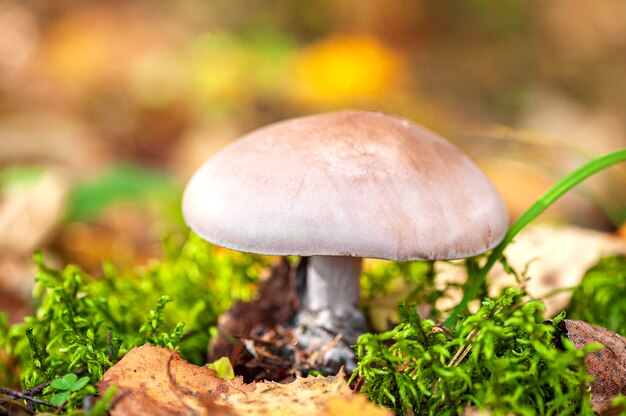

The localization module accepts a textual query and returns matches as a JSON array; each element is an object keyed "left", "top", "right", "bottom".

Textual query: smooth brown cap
[{"left": 183, "top": 111, "right": 508, "bottom": 261}]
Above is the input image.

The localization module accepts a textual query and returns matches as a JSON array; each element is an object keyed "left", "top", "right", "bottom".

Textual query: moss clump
[
  {"left": 0, "top": 233, "right": 267, "bottom": 395},
  {"left": 567, "top": 255, "right": 626, "bottom": 336},
  {"left": 352, "top": 288, "right": 596, "bottom": 415}
]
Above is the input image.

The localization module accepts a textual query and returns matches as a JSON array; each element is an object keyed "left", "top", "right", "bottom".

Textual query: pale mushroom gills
[{"left": 183, "top": 110, "right": 509, "bottom": 370}]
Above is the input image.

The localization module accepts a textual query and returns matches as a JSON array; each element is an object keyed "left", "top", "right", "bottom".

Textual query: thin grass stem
[{"left": 445, "top": 149, "right": 626, "bottom": 328}]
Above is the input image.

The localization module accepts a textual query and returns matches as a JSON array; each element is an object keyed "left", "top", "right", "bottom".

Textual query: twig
[
  {"left": 0, "top": 387, "right": 57, "bottom": 409},
  {"left": 431, "top": 327, "right": 482, "bottom": 396},
  {"left": 23, "top": 379, "right": 53, "bottom": 396},
  {"left": 447, "top": 329, "right": 479, "bottom": 368},
  {"left": 54, "top": 400, "right": 68, "bottom": 415},
  {"left": 447, "top": 307, "right": 505, "bottom": 368},
  {"left": 26, "top": 395, "right": 35, "bottom": 413},
  {"left": 448, "top": 329, "right": 479, "bottom": 367}
]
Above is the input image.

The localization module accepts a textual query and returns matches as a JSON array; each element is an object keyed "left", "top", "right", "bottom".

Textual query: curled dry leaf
[
  {"left": 97, "top": 345, "right": 390, "bottom": 416},
  {"left": 558, "top": 319, "right": 626, "bottom": 414},
  {"left": 97, "top": 345, "right": 250, "bottom": 415}
]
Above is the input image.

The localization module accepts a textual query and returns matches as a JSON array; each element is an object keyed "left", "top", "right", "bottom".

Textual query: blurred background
[{"left": 1, "top": 0, "right": 625, "bottom": 320}]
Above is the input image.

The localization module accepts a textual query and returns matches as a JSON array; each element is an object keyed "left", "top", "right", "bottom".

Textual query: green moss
[
  {"left": 0, "top": 233, "right": 267, "bottom": 411},
  {"left": 566, "top": 255, "right": 626, "bottom": 336},
  {"left": 2, "top": 233, "right": 624, "bottom": 415},
  {"left": 352, "top": 288, "right": 596, "bottom": 415}
]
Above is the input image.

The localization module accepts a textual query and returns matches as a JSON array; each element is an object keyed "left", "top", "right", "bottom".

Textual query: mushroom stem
[
  {"left": 304, "top": 255, "right": 361, "bottom": 316},
  {"left": 295, "top": 255, "right": 368, "bottom": 369},
  {"left": 299, "top": 255, "right": 367, "bottom": 338}
]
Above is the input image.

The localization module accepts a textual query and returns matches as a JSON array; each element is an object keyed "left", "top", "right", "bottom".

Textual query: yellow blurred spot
[
  {"left": 43, "top": 12, "right": 122, "bottom": 90},
  {"left": 290, "top": 34, "right": 404, "bottom": 106}
]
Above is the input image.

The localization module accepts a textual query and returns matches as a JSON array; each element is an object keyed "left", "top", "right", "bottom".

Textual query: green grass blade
[{"left": 445, "top": 148, "right": 626, "bottom": 328}]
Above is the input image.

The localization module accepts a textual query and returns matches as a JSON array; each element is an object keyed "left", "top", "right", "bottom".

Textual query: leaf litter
[
  {"left": 209, "top": 257, "right": 346, "bottom": 381},
  {"left": 97, "top": 345, "right": 390, "bottom": 416},
  {"left": 557, "top": 319, "right": 626, "bottom": 414},
  {"left": 99, "top": 235, "right": 626, "bottom": 415},
  {"left": 97, "top": 258, "right": 391, "bottom": 415},
  {"left": 4, "top": 225, "right": 626, "bottom": 414}
]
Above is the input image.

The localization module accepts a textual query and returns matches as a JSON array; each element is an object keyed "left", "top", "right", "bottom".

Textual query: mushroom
[{"left": 182, "top": 110, "right": 508, "bottom": 369}]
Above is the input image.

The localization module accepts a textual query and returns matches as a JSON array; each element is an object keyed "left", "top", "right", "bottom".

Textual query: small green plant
[
  {"left": 207, "top": 356, "right": 235, "bottom": 379},
  {"left": 138, "top": 295, "right": 186, "bottom": 349},
  {"left": 352, "top": 288, "right": 597, "bottom": 415},
  {"left": 46, "top": 373, "right": 91, "bottom": 407}
]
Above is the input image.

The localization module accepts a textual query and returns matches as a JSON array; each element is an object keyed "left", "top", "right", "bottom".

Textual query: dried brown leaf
[
  {"left": 321, "top": 395, "right": 392, "bottom": 416},
  {"left": 558, "top": 319, "right": 626, "bottom": 414},
  {"left": 97, "top": 345, "right": 388, "bottom": 416},
  {"left": 97, "top": 345, "right": 252, "bottom": 415}
]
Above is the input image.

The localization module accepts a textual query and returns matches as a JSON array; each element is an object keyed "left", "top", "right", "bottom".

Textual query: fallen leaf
[
  {"left": 436, "top": 224, "right": 626, "bottom": 316},
  {"left": 321, "top": 395, "right": 392, "bottom": 416},
  {"left": 222, "top": 373, "right": 381, "bottom": 415},
  {"left": 97, "top": 345, "right": 250, "bottom": 415},
  {"left": 558, "top": 319, "right": 626, "bottom": 414},
  {"left": 97, "top": 345, "right": 389, "bottom": 416}
]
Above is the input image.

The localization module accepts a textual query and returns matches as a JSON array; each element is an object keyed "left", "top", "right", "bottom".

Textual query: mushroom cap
[{"left": 183, "top": 111, "right": 508, "bottom": 261}]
